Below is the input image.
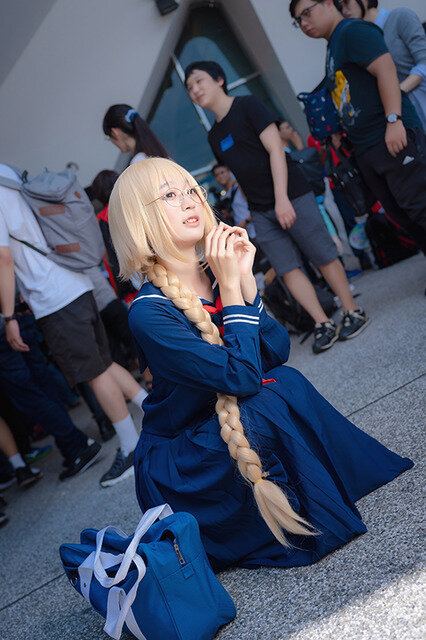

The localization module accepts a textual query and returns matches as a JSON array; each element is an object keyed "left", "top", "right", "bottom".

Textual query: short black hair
[
  {"left": 289, "top": 0, "right": 339, "bottom": 18},
  {"left": 367, "top": 0, "right": 378, "bottom": 8},
  {"left": 289, "top": 0, "right": 301, "bottom": 17},
  {"left": 184, "top": 61, "right": 228, "bottom": 94},
  {"left": 90, "top": 169, "right": 119, "bottom": 206},
  {"left": 212, "top": 163, "right": 230, "bottom": 173}
]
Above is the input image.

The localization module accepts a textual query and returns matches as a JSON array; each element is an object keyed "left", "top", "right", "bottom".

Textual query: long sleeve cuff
[
  {"left": 222, "top": 304, "right": 260, "bottom": 336},
  {"left": 410, "top": 64, "right": 426, "bottom": 80},
  {"left": 244, "top": 292, "right": 267, "bottom": 321}
]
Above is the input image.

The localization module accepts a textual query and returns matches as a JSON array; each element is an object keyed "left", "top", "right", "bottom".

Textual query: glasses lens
[
  {"left": 160, "top": 186, "right": 207, "bottom": 207},
  {"left": 188, "top": 186, "right": 207, "bottom": 204},
  {"left": 162, "top": 190, "right": 180, "bottom": 206}
]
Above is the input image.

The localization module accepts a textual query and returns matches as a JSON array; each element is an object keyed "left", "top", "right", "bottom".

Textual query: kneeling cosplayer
[{"left": 109, "top": 157, "right": 413, "bottom": 571}]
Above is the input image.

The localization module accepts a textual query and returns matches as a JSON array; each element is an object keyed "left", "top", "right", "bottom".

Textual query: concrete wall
[
  {"left": 0, "top": 0, "right": 425, "bottom": 184},
  {"left": 0, "top": 0, "right": 188, "bottom": 183}
]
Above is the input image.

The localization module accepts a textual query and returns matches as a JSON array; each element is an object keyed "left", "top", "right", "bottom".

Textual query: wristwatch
[
  {"left": 386, "top": 113, "right": 402, "bottom": 124},
  {"left": 3, "top": 314, "right": 17, "bottom": 323}
]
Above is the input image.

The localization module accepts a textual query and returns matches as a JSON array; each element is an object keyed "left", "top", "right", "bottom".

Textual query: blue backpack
[
  {"left": 59, "top": 505, "right": 236, "bottom": 640},
  {"left": 298, "top": 78, "right": 341, "bottom": 141}
]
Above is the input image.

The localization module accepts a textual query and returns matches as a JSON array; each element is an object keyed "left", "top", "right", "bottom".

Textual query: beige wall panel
[{"left": 0, "top": 0, "right": 187, "bottom": 183}]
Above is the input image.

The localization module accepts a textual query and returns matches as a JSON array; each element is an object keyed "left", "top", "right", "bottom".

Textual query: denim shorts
[{"left": 251, "top": 191, "right": 338, "bottom": 276}]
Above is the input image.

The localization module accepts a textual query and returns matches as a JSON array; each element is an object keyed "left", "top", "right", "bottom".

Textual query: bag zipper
[
  {"left": 162, "top": 530, "right": 186, "bottom": 566},
  {"left": 172, "top": 539, "right": 186, "bottom": 566}
]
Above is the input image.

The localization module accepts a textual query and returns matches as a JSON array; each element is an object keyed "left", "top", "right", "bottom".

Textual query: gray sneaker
[
  {"left": 313, "top": 320, "right": 339, "bottom": 354},
  {"left": 339, "top": 308, "right": 370, "bottom": 340},
  {"left": 100, "top": 449, "right": 134, "bottom": 488}
]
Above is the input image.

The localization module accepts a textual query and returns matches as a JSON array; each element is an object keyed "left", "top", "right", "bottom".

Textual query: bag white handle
[
  {"left": 77, "top": 505, "right": 173, "bottom": 639},
  {"left": 104, "top": 554, "right": 147, "bottom": 640}
]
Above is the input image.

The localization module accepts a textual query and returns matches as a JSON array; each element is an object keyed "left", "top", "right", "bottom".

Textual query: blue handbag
[
  {"left": 297, "top": 78, "right": 341, "bottom": 141},
  {"left": 59, "top": 504, "right": 236, "bottom": 640}
]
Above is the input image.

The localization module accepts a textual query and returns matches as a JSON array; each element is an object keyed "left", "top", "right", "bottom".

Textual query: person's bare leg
[
  {"left": 0, "top": 417, "right": 19, "bottom": 458},
  {"left": 318, "top": 259, "right": 357, "bottom": 312},
  {"left": 282, "top": 268, "right": 329, "bottom": 324},
  {"left": 107, "top": 362, "right": 144, "bottom": 401},
  {"left": 88, "top": 369, "right": 130, "bottom": 423}
]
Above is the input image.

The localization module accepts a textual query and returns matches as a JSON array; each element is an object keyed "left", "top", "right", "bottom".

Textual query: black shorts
[{"left": 37, "top": 291, "right": 113, "bottom": 387}]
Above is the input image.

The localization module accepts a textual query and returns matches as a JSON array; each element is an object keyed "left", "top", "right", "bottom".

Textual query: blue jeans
[{"left": 0, "top": 315, "right": 87, "bottom": 462}]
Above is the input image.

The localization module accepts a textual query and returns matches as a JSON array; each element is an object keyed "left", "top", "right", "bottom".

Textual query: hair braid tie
[{"left": 146, "top": 263, "right": 315, "bottom": 546}]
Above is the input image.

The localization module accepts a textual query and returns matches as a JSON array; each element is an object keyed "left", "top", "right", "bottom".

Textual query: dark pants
[
  {"left": 0, "top": 386, "right": 33, "bottom": 454},
  {"left": 0, "top": 315, "right": 87, "bottom": 463},
  {"left": 356, "top": 128, "right": 426, "bottom": 253},
  {"left": 100, "top": 298, "right": 137, "bottom": 368}
]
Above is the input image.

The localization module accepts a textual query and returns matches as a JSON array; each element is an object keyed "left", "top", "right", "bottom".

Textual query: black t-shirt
[
  {"left": 208, "top": 96, "right": 311, "bottom": 211},
  {"left": 326, "top": 19, "right": 421, "bottom": 155}
]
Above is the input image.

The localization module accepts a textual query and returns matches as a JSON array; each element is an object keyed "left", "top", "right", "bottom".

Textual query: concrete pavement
[{"left": 0, "top": 254, "right": 424, "bottom": 640}]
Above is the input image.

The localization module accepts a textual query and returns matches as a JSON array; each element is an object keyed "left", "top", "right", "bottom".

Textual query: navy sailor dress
[{"left": 128, "top": 275, "right": 413, "bottom": 571}]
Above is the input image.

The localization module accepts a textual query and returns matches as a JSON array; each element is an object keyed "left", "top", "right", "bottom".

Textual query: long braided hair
[{"left": 109, "top": 157, "right": 314, "bottom": 546}]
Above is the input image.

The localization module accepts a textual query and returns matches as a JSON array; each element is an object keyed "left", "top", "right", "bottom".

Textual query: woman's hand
[
  {"left": 230, "top": 226, "right": 256, "bottom": 277},
  {"left": 205, "top": 223, "right": 241, "bottom": 291}
]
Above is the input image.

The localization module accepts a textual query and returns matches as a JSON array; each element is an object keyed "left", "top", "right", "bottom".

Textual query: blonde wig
[{"left": 109, "top": 157, "right": 314, "bottom": 545}]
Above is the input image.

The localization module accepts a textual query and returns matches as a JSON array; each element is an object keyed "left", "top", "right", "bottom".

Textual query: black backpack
[
  {"left": 289, "top": 148, "right": 325, "bottom": 197},
  {"left": 262, "top": 277, "right": 337, "bottom": 334},
  {"left": 365, "top": 212, "right": 418, "bottom": 268},
  {"left": 324, "top": 143, "right": 371, "bottom": 218}
]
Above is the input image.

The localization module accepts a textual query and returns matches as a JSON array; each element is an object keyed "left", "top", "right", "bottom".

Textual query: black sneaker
[
  {"left": 100, "top": 449, "right": 134, "bottom": 488},
  {"left": 59, "top": 439, "right": 102, "bottom": 481},
  {"left": 339, "top": 308, "right": 370, "bottom": 341},
  {"left": 0, "top": 472, "right": 16, "bottom": 490},
  {"left": 312, "top": 320, "right": 339, "bottom": 354},
  {"left": 16, "top": 465, "right": 43, "bottom": 489},
  {"left": 0, "top": 512, "right": 9, "bottom": 527}
]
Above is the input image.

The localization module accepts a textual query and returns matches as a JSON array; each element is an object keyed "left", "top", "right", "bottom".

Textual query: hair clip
[{"left": 125, "top": 108, "right": 138, "bottom": 123}]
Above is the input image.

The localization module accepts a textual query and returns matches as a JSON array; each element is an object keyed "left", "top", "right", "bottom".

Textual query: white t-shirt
[
  {"left": 130, "top": 152, "right": 147, "bottom": 165},
  {"left": 0, "top": 164, "right": 92, "bottom": 319}
]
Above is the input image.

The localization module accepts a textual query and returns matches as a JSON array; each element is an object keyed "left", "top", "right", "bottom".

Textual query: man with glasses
[
  {"left": 289, "top": 0, "right": 426, "bottom": 254},
  {"left": 185, "top": 60, "right": 370, "bottom": 354}
]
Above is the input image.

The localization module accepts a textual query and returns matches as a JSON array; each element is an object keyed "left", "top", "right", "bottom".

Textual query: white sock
[
  {"left": 9, "top": 454, "right": 26, "bottom": 470},
  {"left": 131, "top": 388, "right": 148, "bottom": 407},
  {"left": 112, "top": 414, "right": 139, "bottom": 457}
]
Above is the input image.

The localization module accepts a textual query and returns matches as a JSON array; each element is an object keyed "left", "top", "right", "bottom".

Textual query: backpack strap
[
  {"left": 8, "top": 233, "right": 49, "bottom": 257},
  {"left": 0, "top": 175, "right": 23, "bottom": 191},
  {"left": 228, "top": 183, "right": 239, "bottom": 204}
]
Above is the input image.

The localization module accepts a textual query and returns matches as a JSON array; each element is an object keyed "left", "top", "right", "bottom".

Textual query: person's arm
[
  {"left": 259, "top": 123, "right": 296, "bottom": 229},
  {"left": 245, "top": 291, "right": 291, "bottom": 369},
  {"left": 128, "top": 300, "right": 263, "bottom": 397},
  {"left": 367, "top": 53, "right": 407, "bottom": 157},
  {"left": 397, "top": 9, "right": 426, "bottom": 94},
  {"left": 400, "top": 74, "right": 423, "bottom": 93},
  {"left": 0, "top": 246, "right": 29, "bottom": 351},
  {"left": 290, "top": 130, "right": 304, "bottom": 150}
]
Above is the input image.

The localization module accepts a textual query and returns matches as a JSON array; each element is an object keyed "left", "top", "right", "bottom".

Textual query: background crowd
[{"left": 0, "top": 0, "right": 424, "bottom": 528}]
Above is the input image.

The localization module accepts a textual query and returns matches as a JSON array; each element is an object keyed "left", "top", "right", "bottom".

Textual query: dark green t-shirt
[{"left": 326, "top": 19, "right": 421, "bottom": 155}]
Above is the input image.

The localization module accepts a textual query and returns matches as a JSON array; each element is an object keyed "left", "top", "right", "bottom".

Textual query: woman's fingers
[
  {"left": 217, "top": 227, "right": 236, "bottom": 257},
  {"left": 231, "top": 225, "right": 249, "bottom": 241},
  {"left": 210, "top": 222, "right": 225, "bottom": 257},
  {"left": 224, "top": 231, "right": 236, "bottom": 257},
  {"left": 205, "top": 227, "right": 213, "bottom": 257}
]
